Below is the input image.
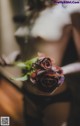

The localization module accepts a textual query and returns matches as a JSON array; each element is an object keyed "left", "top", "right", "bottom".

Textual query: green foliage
[
  {"left": 12, "top": 57, "right": 38, "bottom": 81},
  {"left": 11, "top": 74, "right": 28, "bottom": 81}
]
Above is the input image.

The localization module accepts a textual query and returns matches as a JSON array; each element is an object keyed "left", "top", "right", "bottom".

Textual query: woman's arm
[{"left": 62, "top": 62, "right": 80, "bottom": 75}]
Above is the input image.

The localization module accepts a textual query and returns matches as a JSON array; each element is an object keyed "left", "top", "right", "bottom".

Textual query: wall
[{"left": 0, "top": 0, "right": 20, "bottom": 56}]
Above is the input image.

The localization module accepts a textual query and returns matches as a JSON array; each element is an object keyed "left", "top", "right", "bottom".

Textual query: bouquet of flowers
[{"left": 14, "top": 53, "right": 64, "bottom": 93}]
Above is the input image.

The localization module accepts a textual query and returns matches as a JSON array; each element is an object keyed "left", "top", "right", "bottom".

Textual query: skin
[
  {"left": 25, "top": 14, "right": 80, "bottom": 126},
  {"left": 26, "top": 25, "right": 72, "bottom": 93},
  {"left": 24, "top": 26, "right": 71, "bottom": 126}
]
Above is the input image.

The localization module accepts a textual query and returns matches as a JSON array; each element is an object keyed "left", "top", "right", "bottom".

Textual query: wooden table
[
  {"left": 0, "top": 66, "right": 25, "bottom": 126},
  {"left": 0, "top": 66, "right": 23, "bottom": 90}
]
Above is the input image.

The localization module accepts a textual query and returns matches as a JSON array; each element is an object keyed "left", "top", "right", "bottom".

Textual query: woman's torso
[{"left": 23, "top": 26, "right": 75, "bottom": 126}]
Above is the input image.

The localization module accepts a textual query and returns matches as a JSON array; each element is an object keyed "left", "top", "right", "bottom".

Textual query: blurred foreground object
[
  {"left": 62, "top": 62, "right": 80, "bottom": 75},
  {"left": 0, "top": 51, "right": 21, "bottom": 66}
]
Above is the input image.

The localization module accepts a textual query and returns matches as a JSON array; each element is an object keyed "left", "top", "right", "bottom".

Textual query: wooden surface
[
  {"left": 0, "top": 66, "right": 23, "bottom": 88},
  {"left": 0, "top": 77, "right": 25, "bottom": 126}
]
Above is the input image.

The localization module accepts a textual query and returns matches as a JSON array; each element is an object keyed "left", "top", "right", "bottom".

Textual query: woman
[
  {"left": 15, "top": 0, "right": 80, "bottom": 126},
  {"left": 21, "top": 1, "right": 80, "bottom": 126},
  {"left": 1, "top": 0, "right": 80, "bottom": 126}
]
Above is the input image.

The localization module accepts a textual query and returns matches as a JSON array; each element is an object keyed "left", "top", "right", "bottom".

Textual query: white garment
[
  {"left": 31, "top": 3, "right": 80, "bottom": 41},
  {"left": 15, "top": 3, "right": 80, "bottom": 41},
  {"left": 31, "top": 4, "right": 71, "bottom": 41},
  {"left": 62, "top": 62, "right": 80, "bottom": 75}
]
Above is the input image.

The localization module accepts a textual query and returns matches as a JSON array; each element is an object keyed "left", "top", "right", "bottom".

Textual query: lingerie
[
  {"left": 23, "top": 88, "right": 73, "bottom": 126},
  {"left": 23, "top": 88, "right": 73, "bottom": 110}
]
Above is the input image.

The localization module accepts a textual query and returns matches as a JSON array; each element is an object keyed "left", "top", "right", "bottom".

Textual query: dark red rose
[
  {"left": 30, "top": 57, "right": 64, "bottom": 93},
  {"left": 52, "top": 66, "right": 64, "bottom": 85},
  {"left": 32, "top": 57, "right": 52, "bottom": 70},
  {"left": 55, "top": 66, "right": 63, "bottom": 74},
  {"left": 30, "top": 69, "right": 63, "bottom": 93},
  {"left": 37, "top": 76, "right": 59, "bottom": 93}
]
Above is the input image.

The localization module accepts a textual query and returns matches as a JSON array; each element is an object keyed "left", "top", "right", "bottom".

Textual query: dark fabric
[
  {"left": 62, "top": 35, "right": 79, "bottom": 66},
  {"left": 23, "top": 88, "right": 73, "bottom": 110},
  {"left": 24, "top": 114, "right": 43, "bottom": 126},
  {"left": 66, "top": 73, "right": 80, "bottom": 126},
  {"left": 23, "top": 88, "right": 73, "bottom": 126},
  {"left": 62, "top": 34, "right": 80, "bottom": 126}
]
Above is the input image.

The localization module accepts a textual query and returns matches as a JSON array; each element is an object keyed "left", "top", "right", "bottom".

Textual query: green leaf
[
  {"left": 25, "top": 57, "right": 38, "bottom": 65},
  {"left": 11, "top": 75, "right": 28, "bottom": 81},
  {"left": 14, "top": 57, "right": 38, "bottom": 71},
  {"left": 30, "top": 57, "right": 38, "bottom": 63},
  {"left": 25, "top": 57, "right": 38, "bottom": 70},
  {"left": 15, "top": 62, "right": 26, "bottom": 68}
]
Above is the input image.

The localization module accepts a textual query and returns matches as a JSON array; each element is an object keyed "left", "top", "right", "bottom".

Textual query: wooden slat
[{"left": 0, "top": 78, "right": 25, "bottom": 126}]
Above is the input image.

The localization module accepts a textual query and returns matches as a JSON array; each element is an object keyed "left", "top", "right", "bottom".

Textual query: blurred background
[
  {"left": 0, "top": 0, "right": 80, "bottom": 126},
  {"left": 0, "top": 0, "right": 26, "bottom": 126}
]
